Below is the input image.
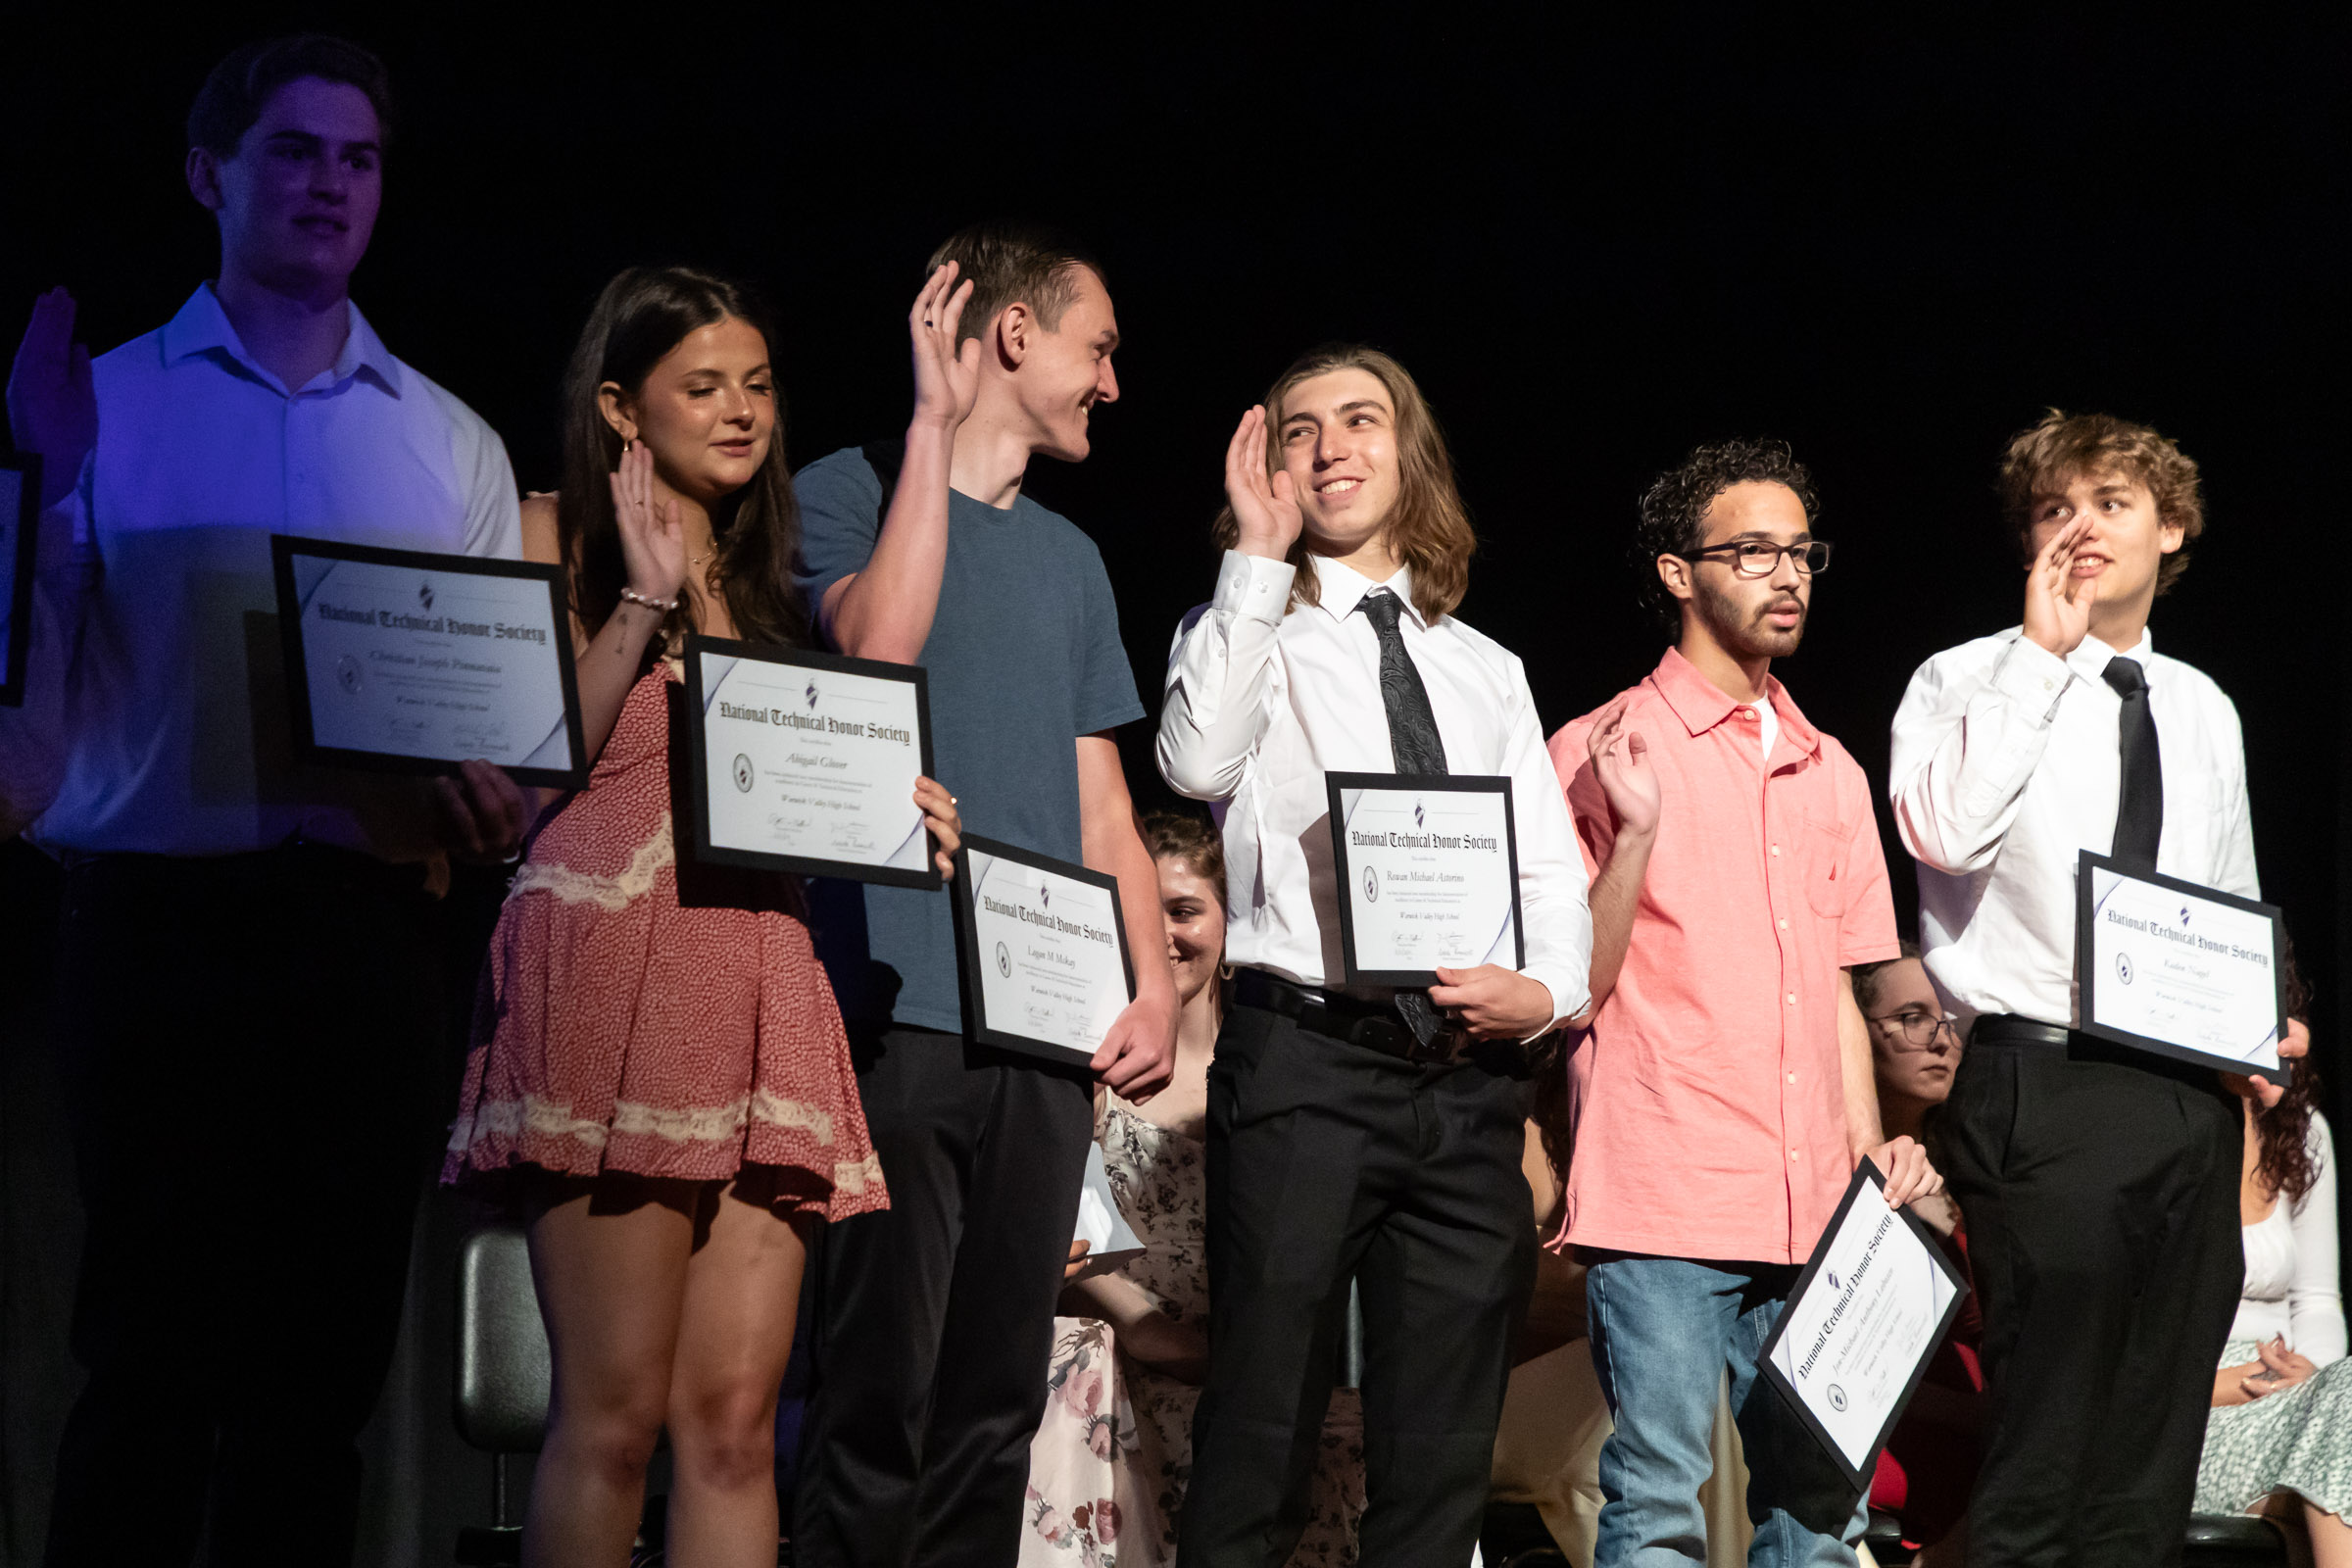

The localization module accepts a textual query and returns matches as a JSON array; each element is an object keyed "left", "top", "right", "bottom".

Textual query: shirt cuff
[
  {"left": 1521, "top": 965, "right": 1586, "bottom": 1040},
  {"left": 1992, "top": 637, "right": 2072, "bottom": 720},
  {"left": 1213, "top": 549, "right": 1296, "bottom": 625}
]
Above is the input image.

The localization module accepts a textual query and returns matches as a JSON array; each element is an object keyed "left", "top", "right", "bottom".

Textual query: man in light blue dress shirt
[{"left": 4, "top": 36, "right": 523, "bottom": 1563}]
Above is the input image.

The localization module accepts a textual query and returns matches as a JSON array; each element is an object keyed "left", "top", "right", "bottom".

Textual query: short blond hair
[{"left": 1998, "top": 410, "right": 2205, "bottom": 596}]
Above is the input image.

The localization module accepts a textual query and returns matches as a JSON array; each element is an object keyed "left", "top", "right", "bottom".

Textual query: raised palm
[
  {"left": 908, "top": 263, "right": 981, "bottom": 430},
  {"left": 2022, "top": 514, "right": 2096, "bottom": 658},
  {"left": 1223, "top": 404, "right": 1302, "bottom": 559},
  {"left": 7, "top": 288, "right": 97, "bottom": 508},
  {"left": 1588, "top": 697, "right": 1659, "bottom": 838},
  {"left": 608, "top": 441, "right": 688, "bottom": 604}
]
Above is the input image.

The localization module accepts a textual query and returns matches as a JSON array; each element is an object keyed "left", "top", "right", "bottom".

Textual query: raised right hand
[
  {"left": 1224, "top": 405, "right": 1303, "bottom": 561},
  {"left": 609, "top": 441, "right": 689, "bottom": 607},
  {"left": 908, "top": 262, "right": 980, "bottom": 431},
  {"left": 1587, "top": 696, "right": 1659, "bottom": 840},
  {"left": 2022, "top": 514, "right": 2096, "bottom": 659},
  {"left": 7, "top": 288, "right": 96, "bottom": 509}
]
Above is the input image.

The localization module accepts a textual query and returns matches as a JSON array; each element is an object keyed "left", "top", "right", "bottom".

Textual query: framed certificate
[
  {"left": 682, "top": 635, "right": 940, "bottom": 888},
  {"left": 1760, "top": 1159, "right": 1971, "bottom": 1491},
  {"left": 950, "top": 833, "right": 1135, "bottom": 1067},
  {"left": 0, "top": 454, "right": 38, "bottom": 708},
  {"left": 2078, "top": 850, "right": 2286, "bottom": 1076},
  {"left": 270, "top": 534, "right": 587, "bottom": 787},
  {"left": 1325, "top": 772, "right": 1524, "bottom": 987}
]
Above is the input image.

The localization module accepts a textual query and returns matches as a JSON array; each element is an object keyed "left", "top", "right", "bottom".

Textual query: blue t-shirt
[{"left": 793, "top": 445, "right": 1145, "bottom": 1033}]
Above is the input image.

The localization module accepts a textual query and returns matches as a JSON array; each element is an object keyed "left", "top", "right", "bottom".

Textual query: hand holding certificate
[
  {"left": 951, "top": 834, "right": 1135, "bottom": 1068},
  {"left": 2078, "top": 851, "right": 2286, "bottom": 1076},
  {"left": 1325, "top": 772, "right": 1524, "bottom": 986},
  {"left": 1761, "top": 1160, "right": 1970, "bottom": 1488},
  {"left": 270, "top": 535, "right": 587, "bottom": 786}
]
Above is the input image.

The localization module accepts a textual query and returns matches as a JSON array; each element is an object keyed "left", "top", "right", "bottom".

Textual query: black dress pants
[
  {"left": 1179, "top": 1000, "right": 1535, "bottom": 1568},
  {"left": 42, "top": 846, "right": 447, "bottom": 1567},
  {"left": 794, "top": 1026, "right": 1094, "bottom": 1568},
  {"left": 1941, "top": 1030, "right": 2243, "bottom": 1568}
]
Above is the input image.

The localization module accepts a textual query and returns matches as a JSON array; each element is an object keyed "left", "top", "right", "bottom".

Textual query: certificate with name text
[
  {"left": 0, "top": 454, "right": 37, "bottom": 708},
  {"left": 683, "top": 636, "right": 940, "bottom": 888},
  {"left": 1326, "top": 772, "right": 1524, "bottom": 987},
  {"left": 951, "top": 834, "right": 1135, "bottom": 1068},
  {"left": 270, "top": 535, "right": 586, "bottom": 787},
  {"left": 2077, "top": 851, "right": 2285, "bottom": 1076},
  {"left": 1760, "top": 1160, "right": 1971, "bottom": 1490}
]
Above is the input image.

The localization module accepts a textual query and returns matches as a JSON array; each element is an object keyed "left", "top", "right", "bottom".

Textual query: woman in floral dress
[
  {"left": 443, "top": 265, "right": 965, "bottom": 1568},
  {"left": 1023, "top": 813, "right": 1364, "bottom": 1567}
]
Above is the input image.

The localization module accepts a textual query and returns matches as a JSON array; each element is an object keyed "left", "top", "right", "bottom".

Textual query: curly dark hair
[
  {"left": 1634, "top": 439, "right": 1821, "bottom": 632},
  {"left": 2255, "top": 933, "right": 2324, "bottom": 1204}
]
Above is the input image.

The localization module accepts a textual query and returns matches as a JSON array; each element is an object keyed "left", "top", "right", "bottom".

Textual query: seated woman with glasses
[
  {"left": 1857, "top": 944, "right": 1980, "bottom": 1567},
  {"left": 2198, "top": 958, "right": 2352, "bottom": 1565}
]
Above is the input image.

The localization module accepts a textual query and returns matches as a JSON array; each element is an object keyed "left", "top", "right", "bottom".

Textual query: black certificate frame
[
  {"left": 950, "top": 832, "right": 1136, "bottom": 1068},
  {"left": 1324, "top": 770, "right": 1525, "bottom": 988},
  {"left": 1757, "top": 1158, "right": 1973, "bottom": 1494},
  {"left": 681, "top": 633, "right": 942, "bottom": 890},
  {"left": 2076, "top": 849, "right": 2288, "bottom": 1076},
  {"left": 0, "top": 453, "right": 39, "bottom": 708},
  {"left": 270, "top": 533, "right": 589, "bottom": 789}
]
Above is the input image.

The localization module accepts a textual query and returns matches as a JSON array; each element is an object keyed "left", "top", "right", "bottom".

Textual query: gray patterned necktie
[{"left": 1359, "top": 590, "right": 1450, "bottom": 1048}]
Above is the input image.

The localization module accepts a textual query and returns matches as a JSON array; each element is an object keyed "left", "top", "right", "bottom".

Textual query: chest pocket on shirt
[{"left": 1800, "top": 814, "right": 1854, "bottom": 920}]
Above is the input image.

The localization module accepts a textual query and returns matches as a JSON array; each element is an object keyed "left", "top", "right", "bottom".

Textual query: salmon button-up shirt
[{"left": 1548, "top": 648, "right": 1898, "bottom": 1265}]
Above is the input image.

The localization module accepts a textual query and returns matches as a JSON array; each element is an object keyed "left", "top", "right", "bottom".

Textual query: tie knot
[
  {"left": 2103, "top": 657, "right": 2149, "bottom": 699},
  {"left": 1360, "top": 590, "right": 1403, "bottom": 634}
]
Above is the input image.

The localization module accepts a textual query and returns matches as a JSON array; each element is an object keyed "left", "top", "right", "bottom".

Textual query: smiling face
[
  {"left": 1154, "top": 854, "right": 1227, "bottom": 1009},
  {"left": 191, "top": 75, "right": 382, "bottom": 296},
  {"left": 1667, "top": 480, "right": 1814, "bottom": 660},
  {"left": 1277, "top": 368, "right": 1403, "bottom": 557},
  {"left": 601, "top": 316, "right": 775, "bottom": 504},
  {"left": 1867, "top": 957, "right": 1962, "bottom": 1105},
  {"left": 1013, "top": 266, "right": 1120, "bottom": 463},
  {"left": 2024, "top": 466, "right": 2183, "bottom": 626}
]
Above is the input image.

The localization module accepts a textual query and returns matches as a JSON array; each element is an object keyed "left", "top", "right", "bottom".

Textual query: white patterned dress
[{"left": 1023, "top": 1096, "right": 1366, "bottom": 1567}]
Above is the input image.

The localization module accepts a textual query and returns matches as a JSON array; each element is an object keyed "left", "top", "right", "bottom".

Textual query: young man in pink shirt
[{"left": 1549, "top": 440, "right": 1939, "bottom": 1565}]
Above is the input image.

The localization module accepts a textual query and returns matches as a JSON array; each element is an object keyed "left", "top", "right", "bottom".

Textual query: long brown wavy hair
[
  {"left": 2255, "top": 936, "right": 2324, "bottom": 1203},
  {"left": 1211, "top": 345, "right": 1477, "bottom": 624},
  {"left": 556, "top": 266, "right": 809, "bottom": 658}
]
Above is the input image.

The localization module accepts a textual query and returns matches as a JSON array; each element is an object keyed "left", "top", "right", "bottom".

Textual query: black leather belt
[
  {"left": 1230, "top": 969, "right": 1459, "bottom": 1065},
  {"left": 1969, "top": 1011, "right": 2231, "bottom": 1091}
]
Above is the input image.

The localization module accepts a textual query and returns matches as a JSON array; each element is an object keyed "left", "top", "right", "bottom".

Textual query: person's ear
[
  {"left": 597, "top": 382, "right": 639, "bottom": 446},
  {"left": 186, "top": 146, "right": 226, "bottom": 215},
  {"left": 1656, "top": 552, "right": 1694, "bottom": 606},
  {"left": 995, "top": 302, "right": 1030, "bottom": 371},
  {"left": 2157, "top": 514, "right": 2185, "bottom": 556}
]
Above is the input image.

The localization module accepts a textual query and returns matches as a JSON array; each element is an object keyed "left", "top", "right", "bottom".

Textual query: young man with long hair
[
  {"left": 1, "top": 35, "right": 525, "bottom": 1562},
  {"left": 1550, "top": 440, "right": 1937, "bottom": 1566},
  {"left": 790, "top": 225, "right": 1177, "bottom": 1568},
  {"left": 1890, "top": 412, "right": 2288, "bottom": 1566},
  {"left": 1158, "top": 346, "right": 1625, "bottom": 1566}
]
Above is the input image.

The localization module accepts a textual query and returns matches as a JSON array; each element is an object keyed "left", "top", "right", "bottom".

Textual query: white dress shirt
[
  {"left": 29, "top": 284, "right": 521, "bottom": 858},
  {"left": 2233, "top": 1113, "right": 2345, "bottom": 1364},
  {"left": 1158, "top": 550, "right": 1592, "bottom": 1027},
  {"left": 1889, "top": 625, "right": 2258, "bottom": 1028}
]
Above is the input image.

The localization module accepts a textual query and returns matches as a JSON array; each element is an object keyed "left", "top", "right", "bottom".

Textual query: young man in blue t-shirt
[{"left": 792, "top": 223, "right": 1177, "bottom": 1567}]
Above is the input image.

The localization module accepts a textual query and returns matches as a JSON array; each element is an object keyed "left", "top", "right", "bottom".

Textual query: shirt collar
[
  {"left": 1647, "top": 645, "right": 1822, "bottom": 756},
  {"left": 1309, "top": 553, "right": 1426, "bottom": 628},
  {"left": 2068, "top": 626, "right": 2154, "bottom": 687},
  {"left": 160, "top": 283, "right": 404, "bottom": 397}
]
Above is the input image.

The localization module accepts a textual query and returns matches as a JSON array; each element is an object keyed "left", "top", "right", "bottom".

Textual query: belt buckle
[{"left": 1404, "top": 1022, "right": 1461, "bottom": 1066}]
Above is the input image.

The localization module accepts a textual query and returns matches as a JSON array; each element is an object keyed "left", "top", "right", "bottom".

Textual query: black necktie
[
  {"left": 1360, "top": 591, "right": 1448, "bottom": 778},
  {"left": 2103, "top": 657, "right": 2163, "bottom": 867},
  {"left": 1359, "top": 590, "right": 1450, "bottom": 1048}
]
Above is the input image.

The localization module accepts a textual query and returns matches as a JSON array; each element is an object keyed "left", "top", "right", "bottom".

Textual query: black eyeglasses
[
  {"left": 1869, "top": 1008, "right": 1962, "bottom": 1051},
  {"left": 1681, "top": 539, "right": 1835, "bottom": 577}
]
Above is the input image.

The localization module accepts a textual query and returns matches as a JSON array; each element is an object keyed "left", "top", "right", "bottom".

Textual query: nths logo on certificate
[
  {"left": 996, "top": 941, "right": 1010, "bottom": 977},
  {"left": 1362, "top": 866, "right": 1379, "bottom": 904},
  {"left": 417, "top": 579, "right": 434, "bottom": 612}
]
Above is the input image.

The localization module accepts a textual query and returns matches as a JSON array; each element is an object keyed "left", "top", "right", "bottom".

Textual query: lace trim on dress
[
  {"left": 510, "top": 815, "right": 675, "bottom": 910},
  {"left": 453, "top": 1088, "right": 844, "bottom": 1154},
  {"left": 833, "top": 1152, "right": 883, "bottom": 1194}
]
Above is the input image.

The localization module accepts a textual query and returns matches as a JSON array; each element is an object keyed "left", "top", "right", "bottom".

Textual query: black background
[{"left": 3, "top": 8, "right": 2344, "bottom": 1213}]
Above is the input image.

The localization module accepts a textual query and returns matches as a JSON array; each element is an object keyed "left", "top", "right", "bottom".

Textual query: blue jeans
[{"left": 1587, "top": 1256, "right": 1868, "bottom": 1567}]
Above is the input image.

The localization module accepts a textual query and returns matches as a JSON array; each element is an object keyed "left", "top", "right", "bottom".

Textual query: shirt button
[
  {"left": 1770, "top": 845, "right": 1781, "bottom": 857},
  {"left": 1789, "top": 1149, "right": 1800, "bottom": 1161},
  {"left": 1778, "top": 918, "right": 1788, "bottom": 930},
  {"left": 1786, "top": 993, "right": 1796, "bottom": 1005},
  {"left": 1787, "top": 1071, "right": 1796, "bottom": 1084}
]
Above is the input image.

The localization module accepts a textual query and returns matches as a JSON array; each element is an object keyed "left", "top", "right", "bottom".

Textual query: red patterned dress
[{"left": 443, "top": 660, "right": 886, "bottom": 1219}]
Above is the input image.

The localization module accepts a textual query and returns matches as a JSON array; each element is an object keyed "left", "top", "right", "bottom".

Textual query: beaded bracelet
[{"left": 618, "top": 585, "right": 678, "bottom": 613}]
